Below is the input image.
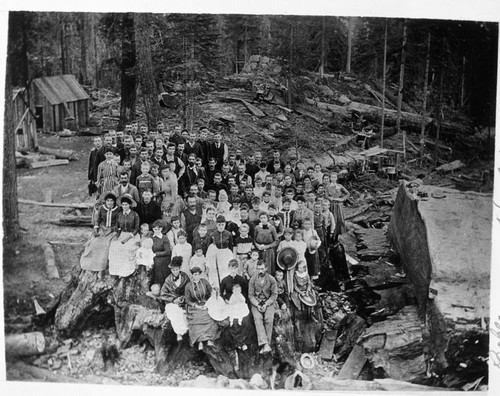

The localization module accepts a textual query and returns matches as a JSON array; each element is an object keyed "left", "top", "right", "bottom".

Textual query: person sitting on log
[
  {"left": 80, "top": 191, "right": 120, "bottom": 279},
  {"left": 158, "top": 256, "right": 190, "bottom": 341},
  {"left": 227, "top": 283, "right": 250, "bottom": 330},
  {"left": 248, "top": 260, "right": 278, "bottom": 354},
  {"left": 274, "top": 269, "right": 289, "bottom": 310},
  {"left": 290, "top": 260, "right": 317, "bottom": 322},
  {"left": 185, "top": 266, "right": 221, "bottom": 350},
  {"left": 220, "top": 259, "right": 248, "bottom": 303}
]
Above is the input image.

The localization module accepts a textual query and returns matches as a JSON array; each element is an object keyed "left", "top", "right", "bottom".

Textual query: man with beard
[
  {"left": 208, "top": 173, "right": 229, "bottom": 196},
  {"left": 180, "top": 194, "right": 203, "bottom": 244},
  {"left": 235, "top": 163, "right": 252, "bottom": 187},
  {"left": 136, "top": 189, "right": 163, "bottom": 227},
  {"left": 113, "top": 172, "right": 140, "bottom": 204},
  {"left": 117, "top": 135, "right": 134, "bottom": 163}
]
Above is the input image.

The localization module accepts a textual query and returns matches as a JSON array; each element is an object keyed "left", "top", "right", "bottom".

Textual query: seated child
[
  {"left": 274, "top": 269, "right": 289, "bottom": 310},
  {"left": 136, "top": 237, "right": 155, "bottom": 270},
  {"left": 291, "top": 260, "right": 317, "bottom": 321},
  {"left": 146, "top": 283, "right": 161, "bottom": 300},
  {"left": 227, "top": 283, "right": 249, "bottom": 326}
]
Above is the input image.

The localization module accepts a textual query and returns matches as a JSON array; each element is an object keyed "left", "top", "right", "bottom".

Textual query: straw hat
[{"left": 117, "top": 193, "right": 137, "bottom": 208}]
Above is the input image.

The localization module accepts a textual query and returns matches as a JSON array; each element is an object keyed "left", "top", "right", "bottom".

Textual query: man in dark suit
[
  {"left": 209, "top": 131, "right": 228, "bottom": 171},
  {"left": 208, "top": 173, "right": 229, "bottom": 196},
  {"left": 266, "top": 150, "right": 285, "bottom": 173},
  {"left": 136, "top": 189, "right": 162, "bottom": 227},
  {"left": 88, "top": 136, "right": 102, "bottom": 196},
  {"left": 196, "top": 128, "right": 211, "bottom": 166},
  {"left": 96, "top": 134, "right": 117, "bottom": 165},
  {"left": 113, "top": 172, "right": 140, "bottom": 203},
  {"left": 184, "top": 131, "right": 203, "bottom": 160},
  {"left": 130, "top": 148, "right": 152, "bottom": 185}
]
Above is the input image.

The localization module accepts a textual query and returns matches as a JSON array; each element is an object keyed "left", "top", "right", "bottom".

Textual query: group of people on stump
[{"left": 82, "top": 121, "right": 350, "bottom": 353}]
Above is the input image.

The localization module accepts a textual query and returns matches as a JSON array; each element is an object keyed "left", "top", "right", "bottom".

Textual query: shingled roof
[{"left": 34, "top": 74, "right": 89, "bottom": 105}]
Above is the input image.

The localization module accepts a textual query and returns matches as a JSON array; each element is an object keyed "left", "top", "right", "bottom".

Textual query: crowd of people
[{"left": 82, "top": 120, "right": 351, "bottom": 353}]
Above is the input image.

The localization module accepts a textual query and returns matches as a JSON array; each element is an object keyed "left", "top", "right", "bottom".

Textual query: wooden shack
[
  {"left": 32, "top": 74, "right": 90, "bottom": 132},
  {"left": 12, "top": 87, "right": 38, "bottom": 150}
]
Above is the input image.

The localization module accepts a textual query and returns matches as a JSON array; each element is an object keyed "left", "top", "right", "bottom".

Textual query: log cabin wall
[{"left": 12, "top": 88, "right": 38, "bottom": 150}]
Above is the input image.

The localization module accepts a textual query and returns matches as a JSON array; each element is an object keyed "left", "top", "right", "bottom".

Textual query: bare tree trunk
[
  {"left": 396, "top": 21, "right": 407, "bottom": 162},
  {"left": 460, "top": 56, "right": 466, "bottom": 107},
  {"left": 319, "top": 16, "right": 326, "bottom": 78},
  {"left": 4, "top": 23, "right": 21, "bottom": 242},
  {"left": 79, "top": 13, "right": 88, "bottom": 85},
  {"left": 434, "top": 38, "right": 445, "bottom": 167},
  {"left": 60, "top": 17, "right": 67, "bottom": 74},
  {"left": 287, "top": 20, "right": 293, "bottom": 108},
  {"left": 420, "top": 32, "right": 431, "bottom": 166},
  {"left": 118, "top": 13, "right": 137, "bottom": 129},
  {"left": 380, "top": 21, "right": 388, "bottom": 149},
  {"left": 135, "top": 14, "right": 161, "bottom": 130},
  {"left": 346, "top": 17, "right": 354, "bottom": 74}
]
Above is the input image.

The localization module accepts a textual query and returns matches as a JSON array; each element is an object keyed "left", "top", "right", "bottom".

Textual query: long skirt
[
  {"left": 305, "top": 249, "right": 320, "bottom": 277},
  {"left": 206, "top": 245, "right": 233, "bottom": 287},
  {"left": 109, "top": 232, "right": 139, "bottom": 277},
  {"left": 261, "top": 248, "right": 277, "bottom": 275},
  {"left": 187, "top": 306, "right": 221, "bottom": 345},
  {"left": 226, "top": 314, "right": 252, "bottom": 347},
  {"left": 80, "top": 226, "right": 116, "bottom": 271},
  {"left": 150, "top": 256, "right": 171, "bottom": 287},
  {"left": 331, "top": 202, "right": 346, "bottom": 237},
  {"left": 164, "top": 303, "right": 189, "bottom": 335}
]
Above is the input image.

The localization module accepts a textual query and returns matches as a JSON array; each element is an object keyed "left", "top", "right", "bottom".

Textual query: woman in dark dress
[
  {"left": 185, "top": 266, "right": 221, "bottom": 350},
  {"left": 150, "top": 219, "right": 172, "bottom": 286}
]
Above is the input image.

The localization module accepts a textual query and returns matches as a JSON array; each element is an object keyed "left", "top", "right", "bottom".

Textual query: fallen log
[
  {"left": 240, "top": 99, "right": 266, "bottom": 117},
  {"left": 312, "top": 377, "right": 451, "bottom": 391},
  {"left": 30, "top": 159, "right": 70, "bottom": 169},
  {"left": 5, "top": 332, "right": 45, "bottom": 357},
  {"left": 18, "top": 199, "right": 93, "bottom": 209},
  {"left": 52, "top": 215, "right": 93, "bottom": 227},
  {"left": 336, "top": 344, "right": 366, "bottom": 380},
  {"left": 436, "top": 160, "right": 466, "bottom": 173},
  {"left": 370, "top": 79, "right": 415, "bottom": 113},
  {"left": 38, "top": 146, "right": 79, "bottom": 161},
  {"left": 41, "top": 242, "right": 60, "bottom": 279},
  {"left": 294, "top": 104, "right": 331, "bottom": 124}
]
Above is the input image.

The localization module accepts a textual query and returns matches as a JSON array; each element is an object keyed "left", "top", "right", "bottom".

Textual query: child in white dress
[{"left": 227, "top": 283, "right": 249, "bottom": 326}]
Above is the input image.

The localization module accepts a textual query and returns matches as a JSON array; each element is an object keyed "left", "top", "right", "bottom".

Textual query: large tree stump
[{"left": 53, "top": 266, "right": 323, "bottom": 381}]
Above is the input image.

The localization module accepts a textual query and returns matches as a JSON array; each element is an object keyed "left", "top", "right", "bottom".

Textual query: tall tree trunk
[
  {"left": 287, "top": 19, "right": 294, "bottom": 108},
  {"left": 420, "top": 32, "right": 431, "bottom": 166},
  {"left": 8, "top": 12, "right": 30, "bottom": 87},
  {"left": 346, "top": 17, "right": 354, "bottom": 74},
  {"left": 396, "top": 20, "right": 407, "bottom": 162},
  {"left": 460, "top": 56, "right": 466, "bottom": 107},
  {"left": 319, "top": 16, "right": 326, "bottom": 78},
  {"left": 4, "top": 19, "right": 21, "bottom": 243},
  {"left": 434, "top": 38, "right": 445, "bottom": 167},
  {"left": 135, "top": 13, "right": 161, "bottom": 130},
  {"left": 380, "top": 21, "right": 388, "bottom": 149},
  {"left": 79, "top": 13, "right": 88, "bottom": 85},
  {"left": 60, "top": 17, "right": 67, "bottom": 74},
  {"left": 118, "top": 13, "right": 137, "bottom": 129}
]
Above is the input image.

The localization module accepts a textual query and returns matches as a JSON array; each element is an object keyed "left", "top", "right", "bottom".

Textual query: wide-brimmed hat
[
  {"left": 299, "top": 292, "right": 317, "bottom": 307},
  {"left": 117, "top": 193, "right": 137, "bottom": 208},
  {"left": 100, "top": 191, "right": 118, "bottom": 202},
  {"left": 300, "top": 353, "right": 316, "bottom": 370},
  {"left": 277, "top": 247, "right": 298, "bottom": 271}
]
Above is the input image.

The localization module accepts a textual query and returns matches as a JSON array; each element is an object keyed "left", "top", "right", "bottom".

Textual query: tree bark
[
  {"left": 396, "top": 21, "right": 407, "bottom": 161},
  {"left": 79, "top": 13, "right": 88, "bottom": 85},
  {"left": 380, "top": 21, "right": 387, "bottom": 148},
  {"left": 345, "top": 17, "right": 354, "bottom": 74},
  {"left": 319, "top": 16, "right": 326, "bottom": 78},
  {"left": 135, "top": 13, "right": 161, "bottom": 130},
  {"left": 4, "top": 26, "right": 21, "bottom": 243},
  {"left": 420, "top": 32, "right": 431, "bottom": 166},
  {"left": 118, "top": 13, "right": 137, "bottom": 130}
]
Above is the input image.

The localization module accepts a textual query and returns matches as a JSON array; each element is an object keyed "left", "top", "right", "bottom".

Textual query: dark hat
[
  {"left": 277, "top": 247, "right": 298, "bottom": 271},
  {"left": 117, "top": 193, "right": 137, "bottom": 208},
  {"left": 216, "top": 215, "right": 226, "bottom": 223},
  {"left": 169, "top": 256, "right": 183, "bottom": 268},
  {"left": 299, "top": 291, "right": 317, "bottom": 307},
  {"left": 100, "top": 191, "right": 118, "bottom": 201}
]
